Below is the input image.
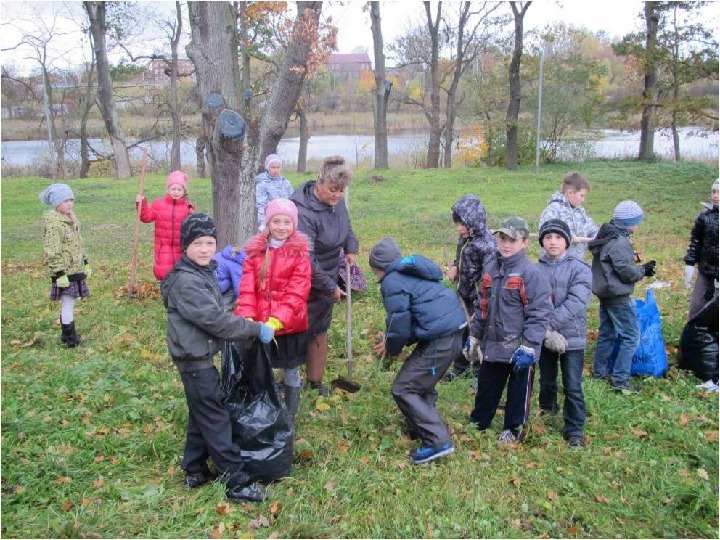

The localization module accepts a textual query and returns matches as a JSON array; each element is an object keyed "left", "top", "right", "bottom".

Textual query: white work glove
[
  {"left": 463, "top": 336, "right": 483, "bottom": 364},
  {"left": 543, "top": 330, "right": 568, "bottom": 354},
  {"left": 684, "top": 265, "right": 695, "bottom": 290}
]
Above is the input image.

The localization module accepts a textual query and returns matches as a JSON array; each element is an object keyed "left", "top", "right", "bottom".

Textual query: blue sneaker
[{"left": 409, "top": 443, "right": 454, "bottom": 464}]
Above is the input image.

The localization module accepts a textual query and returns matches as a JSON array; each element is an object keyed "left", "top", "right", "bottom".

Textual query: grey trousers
[{"left": 391, "top": 330, "right": 463, "bottom": 448}]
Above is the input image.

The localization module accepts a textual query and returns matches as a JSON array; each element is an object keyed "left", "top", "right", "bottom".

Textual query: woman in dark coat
[{"left": 291, "top": 156, "right": 359, "bottom": 396}]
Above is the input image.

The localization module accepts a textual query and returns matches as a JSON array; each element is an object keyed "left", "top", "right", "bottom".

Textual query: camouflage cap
[{"left": 493, "top": 216, "right": 530, "bottom": 240}]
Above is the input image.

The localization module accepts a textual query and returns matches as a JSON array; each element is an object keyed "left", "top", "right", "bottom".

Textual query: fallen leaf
[
  {"left": 211, "top": 521, "right": 226, "bottom": 538},
  {"left": 509, "top": 476, "right": 521, "bottom": 486},
  {"left": 52, "top": 476, "right": 72, "bottom": 484},
  {"left": 269, "top": 501, "right": 281, "bottom": 517},
  {"left": 324, "top": 481, "right": 336, "bottom": 492},
  {"left": 60, "top": 500, "right": 74, "bottom": 512},
  {"left": 93, "top": 478, "right": 104, "bottom": 488},
  {"left": 216, "top": 502, "right": 231, "bottom": 515},
  {"left": 248, "top": 515, "right": 270, "bottom": 530},
  {"left": 315, "top": 402, "right": 331, "bottom": 411},
  {"left": 595, "top": 494, "right": 610, "bottom": 504},
  {"left": 547, "top": 491, "right": 558, "bottom": 501},
  {"left": 704, "top": 430, "right": 718, "bottom": 442},
  {"left": 679, "top": 413, "right": 688, "bottom": 427},
  {"left": 697, "top": 468, "right": 709, "bottom": 481},
  {"left": 359, "top": 456, "right": 370, "bottom": 464},
  {"left": 631, "top": 428, "right": 648, "bottom": 438}
]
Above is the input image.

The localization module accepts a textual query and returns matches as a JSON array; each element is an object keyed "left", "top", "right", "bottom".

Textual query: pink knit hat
[
  {"left": 166, "top": 170, "right": 189, "bottom": 191},
  {"left": 265, "top": 198, "right": 298, "bottom": 229}
]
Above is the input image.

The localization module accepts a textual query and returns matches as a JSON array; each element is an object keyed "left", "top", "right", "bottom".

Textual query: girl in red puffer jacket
[
  {"left": 235, "top": 198, "right": 311, "bottom": 426},
  {"left": 136, "top": 171, "right": 195, "bottom": 281}
]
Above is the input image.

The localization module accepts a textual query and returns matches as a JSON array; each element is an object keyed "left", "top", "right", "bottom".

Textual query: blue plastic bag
[{"left": 608, "top": 288, "right": 668, "bottom": 378}]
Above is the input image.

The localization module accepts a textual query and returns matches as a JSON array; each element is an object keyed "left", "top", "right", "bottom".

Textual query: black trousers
[{"left": 178, "top": 366, "right": 250, "bottom": 488}]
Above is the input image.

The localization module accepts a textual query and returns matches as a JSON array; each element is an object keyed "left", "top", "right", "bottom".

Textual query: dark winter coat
[
  {"left": 291, "top": 180, "right": 359, "bottom": 294},
  {"left": 379, "top": 254, "right": 467, "bottom": 357},
  {"left": 537, "top": 253, "right": 592, "bottom": 351},
  {"left": 684, "top": 203, "right": 719, "bottom": 280},
  {"left": 471, "top": 250, "right": 552, "bottom": 362},
  {"left": 161, "top": 255, "right": 263, "bottom": 366},
  {"left": 138, "top": 194, "right": 195, "bottom": 281},
  {"left": 213, "top": 245, "right": 246, "bottom": 298},
  {"left": 588, "top": 221, "right": 645, "bottom": 302},
  {"left": 451, "top": 195, "right": 496, "bottom": 305},
  {"left": 235, "top": 231, "right": 312, "bottom": 335}
]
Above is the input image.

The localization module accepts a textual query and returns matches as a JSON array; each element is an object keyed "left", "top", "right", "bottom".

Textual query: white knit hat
[
  {"left": 712, "top": 179, "right": 718, "bottom": 191},
  {"left": 613, "top": 200, "right": 644, "bottom": 228}
]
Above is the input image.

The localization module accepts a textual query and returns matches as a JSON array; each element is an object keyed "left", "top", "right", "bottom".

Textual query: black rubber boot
[
  {"left": 60, "top": 319, "right": 72, "bottom": 345},
  {"left": 284, "top": 385, "right": 301, "bottom": 429},
  {"left": 61, "top": 321, "right": 81, "bottom": 348}
]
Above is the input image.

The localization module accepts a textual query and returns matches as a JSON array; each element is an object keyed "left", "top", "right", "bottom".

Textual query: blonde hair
[{"left": 318, "top": 155, "right": 352, "bottom": 189}]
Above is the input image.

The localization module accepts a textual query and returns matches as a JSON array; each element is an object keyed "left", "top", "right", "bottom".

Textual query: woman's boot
[{"left": 61, "top": 321, "right": 81, "bottom": 348}]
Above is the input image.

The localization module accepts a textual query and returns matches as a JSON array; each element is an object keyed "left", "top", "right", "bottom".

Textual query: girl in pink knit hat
[{"left": 135, "top": 170, "right": 195, "bottom": 280}]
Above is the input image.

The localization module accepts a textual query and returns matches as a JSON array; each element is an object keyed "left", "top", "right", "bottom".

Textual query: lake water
[{"left": 1, "top": 127, "right": 717, "bottom": 168}]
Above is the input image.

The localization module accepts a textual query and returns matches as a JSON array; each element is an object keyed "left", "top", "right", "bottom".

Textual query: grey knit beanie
[
  {"left": 712, "top": 179, "right": 718, "bottom": 191},
  {"left": 181, "top": 213, "right": 217, "bottom": 250},
  {"left": 39, "top": 183, "right": 74, "bottom": 207},
  {"left": 613, "top": 200, "right": 644, "bottom": 228},
  {"left": 369, "top": 236, "right": 402, "bottom": 271}
]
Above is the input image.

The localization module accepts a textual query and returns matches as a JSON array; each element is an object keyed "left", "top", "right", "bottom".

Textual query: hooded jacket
[
  {"left": 235, "top": 231, "right": 312, "bottom": 335},
  {"left": 213, "top": 245, "right": 246, "bottom": 298},
  {"left": 42, "top": 210, "right": 88, "bottom": 281},
  {"left": 138, "top": 194, "right": 195, "bottom": 281},
  {"left": 684, "top": 203, "right": 719, "bottom": 280},
  {"left": 471, "top": 250, "right": 552, "bottom": 362},
  {"left": 451, "top": 195, "right": 496, "bottom": 305},
  {"left": 537, "top": 253, "right": 592, "bottom": 351},
  {"left": 379, "top": 254, "right": 467, "bottom": 357},
  {"left": 539, "top": 191, "right": 598, "bottom": 260},
  {"left": 161, "top": 255, "right": 263, "bottom": 367},
  {"left": 291, "top": 180, "right": 359, "bottom": 294},
  {"left": 255, "top": 171, "right": 294, "bottom": 227},
  {"left": 588, "top": 221, "right": 645, "bottom": 302}
]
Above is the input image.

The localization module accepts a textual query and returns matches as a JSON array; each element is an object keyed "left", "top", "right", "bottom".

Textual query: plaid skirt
[{"left": 50, "top": 279, "right": 90, "bottom": 301}]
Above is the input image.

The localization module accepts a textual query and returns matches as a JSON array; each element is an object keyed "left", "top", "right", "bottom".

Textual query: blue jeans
[
  {"left": 539, "top": 347, "right": 586, "bottom": 438},
  {"left": 593, "top": 300, "right": 640, "bottom": 386}
]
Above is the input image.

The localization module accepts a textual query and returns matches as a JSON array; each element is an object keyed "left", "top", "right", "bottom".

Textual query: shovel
[{"left": 331, "top": 259, "right": 361, "bottom": 393}]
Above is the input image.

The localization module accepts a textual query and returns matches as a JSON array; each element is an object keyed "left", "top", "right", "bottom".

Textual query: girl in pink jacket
[{"left": 136, "top": 170, "right": 195, "bottom": 280}]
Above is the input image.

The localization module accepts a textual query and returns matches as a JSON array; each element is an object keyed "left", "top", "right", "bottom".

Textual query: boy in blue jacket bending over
[
  {"left": 467, "top": 217, "right": 552, "bottom": 444},
  {"left": 370, "top": 237, "right": 467, "bottom": 464}
]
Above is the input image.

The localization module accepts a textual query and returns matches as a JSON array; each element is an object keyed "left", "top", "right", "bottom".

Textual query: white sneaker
[{"left": 696, "top": 379, "right": 717, "bottom": 389}]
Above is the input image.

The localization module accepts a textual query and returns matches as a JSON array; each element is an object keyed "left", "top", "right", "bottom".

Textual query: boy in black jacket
[
  {"left": 161, "top": 213, "right": 275, "bottom": 502},
  {"left": 370, "top": 237, "right": 467, "bottom": 464}
]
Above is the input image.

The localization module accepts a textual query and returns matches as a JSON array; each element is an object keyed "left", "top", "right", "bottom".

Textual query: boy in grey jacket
[
  {"left": 537, "top": 219, "right": 592, "bottom": 447},
  {"left": 161, "top": 213, "right": 275, "bottom": 502},
  {"left": 588, "top": 201, "right": 656, "bottom": 394},
  {"left": 467, "top": 217, "right": 552, "bottom": 444}
]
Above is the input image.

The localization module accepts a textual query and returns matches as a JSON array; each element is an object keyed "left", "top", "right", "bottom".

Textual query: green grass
[{"left": 2, "top": 161, "right": 718, "bottom": 538}]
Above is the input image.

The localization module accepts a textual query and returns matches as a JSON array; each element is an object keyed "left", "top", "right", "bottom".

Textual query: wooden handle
[
  {"left": 127, "top": 148, "right": 147, "bottom": 295},
  {"left": 345, "top": 259, "right": 353, "bottom": 378}
]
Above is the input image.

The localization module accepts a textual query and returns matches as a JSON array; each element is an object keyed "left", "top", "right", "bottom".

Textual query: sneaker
[
  {"left": 409, "top": 443, "right": 454, "bottom": 464},
  {"left": 226, "top": 482, "right": 266, "bottom": 503},
  {"left": 567, "top": 436, "right": 586, "bottom": 448},
  {"left": 611, "top": 381, "right": 639, "bottom": 394},
  {"left": 497, "top": 429, "right": 519, "bottom": 444},
  {"left": 308, "top": 381, "right": 330, "bottom": 397},
  {"left": 184, "top": 470, "right": 216, "bottom": 489}
]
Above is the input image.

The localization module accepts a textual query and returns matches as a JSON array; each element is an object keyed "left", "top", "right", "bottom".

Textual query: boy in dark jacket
[
  {"left": 161, "top": 213, "right": 275, "bottom": 502},
  {"left": 684, "top": 179, "right": 719, "bottom": 321},
  {"left": 444, "top": 195, "right": 496, "bottom": 380},
  {"left": 536, "top": 219, "right": 592, "bottom": 448},
  {"left": 370, "top": 237, "right": 467, "bottom": 464},
  {"left": 588, "top": 201, "right": 656, "bottom": 394},
  {"left": 467, "top": 217, "right": 552, "bottom": 444}
]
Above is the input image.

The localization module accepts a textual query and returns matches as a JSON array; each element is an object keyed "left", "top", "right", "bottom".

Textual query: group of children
[{"left": 39, "top": 166, "right": 718, "bottom": 499}]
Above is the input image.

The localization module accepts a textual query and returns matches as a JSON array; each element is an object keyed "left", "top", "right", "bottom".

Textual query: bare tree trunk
[
  {"left": 238, "top": 1, "right": 253, "bottom": 122},
  {"left": 195, "top": 135, "right": 206, "bottom": 178},
  {"left": 41, "top": 65, "right": 65, "bottom": 179},
  {"left": 169, "top": 0, "right": 182, "bottom": 171},
  {"left": 83, "top": 1, "right": 132, "bottom": 178},
  {"left": 424, "top": 1, "right": 442, "bottom": 169},
  {"left": 297, "top": 105, "right": 309, "bottom": 173},
  {"left": 370, "top": 2, "right": 390, "bottom": 169},
  {"left": 639, "top": 1, "right": 659, "bottom": 161},
  {"left": 78, "top": 56, "right": 96, "bottom": 178},
  {"left": 188, "top": 1, "right": 322, "bottom": 246},
  {"left": 506, "top": 2, "right": 531, "bottom": 171}
]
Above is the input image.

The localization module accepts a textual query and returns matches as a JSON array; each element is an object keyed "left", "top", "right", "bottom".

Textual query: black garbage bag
[
  {"left": 678, "top": 289, "right": 719, "bottom": 383},
  {"left": 221, "top": 340, "right": 293, "bottom": 482}
]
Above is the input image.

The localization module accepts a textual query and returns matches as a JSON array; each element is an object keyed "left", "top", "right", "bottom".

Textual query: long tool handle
[
  {"left": 127, "top": 148, "right": 147, "bottom": 295},
  {"left": 345, "top": 259, "right": 353, "bottom": 379}
]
